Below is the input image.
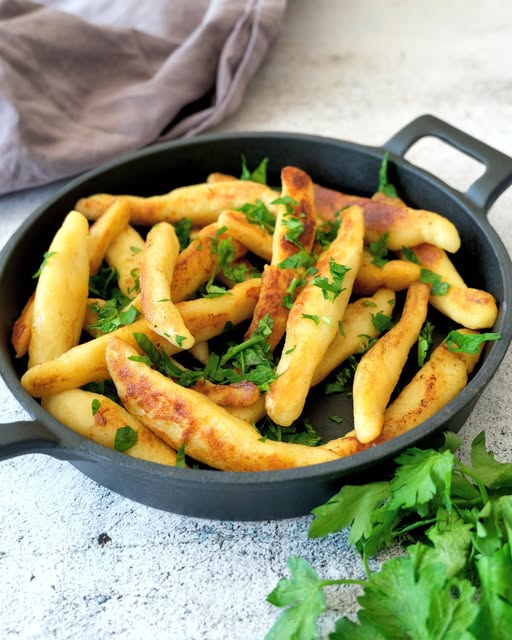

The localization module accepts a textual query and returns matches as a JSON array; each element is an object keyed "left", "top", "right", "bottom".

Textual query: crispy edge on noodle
[{"left": 106, "top": 336, "right": 339, "bottom": 471}]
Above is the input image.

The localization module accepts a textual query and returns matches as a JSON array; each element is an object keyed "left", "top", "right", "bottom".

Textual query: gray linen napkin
[{"left": 0, "top": 0, "right": 286, "bottom": 194}]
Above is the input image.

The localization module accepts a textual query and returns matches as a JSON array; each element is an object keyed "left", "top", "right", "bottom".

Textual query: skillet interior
[{"left": 0, "top": 132, "right": 510, "bottom": 520}]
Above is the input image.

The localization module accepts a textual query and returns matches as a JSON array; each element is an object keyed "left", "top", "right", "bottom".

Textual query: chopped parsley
[
  {"left": 257, "top": 416, "right": 322, "bottom": 447},
  {"left": 445, "top": 330, "right": 502, "bottom": 354},
  {"left": 91, "top": 399, "right": 101, "bottom": 416},
  {"left": 417, "top": 320, "right": 435, "bottom": 366},
  {"left": 89, "top": 264, "right": 119, "bottom": 299},
  {"left": 32, "top": 251, "right": 57, "bottom": 279},
  {"left": 237, "top": 200, "right": 275, "bottom": 233},
  {"left": 175, "top": 443, "right": 187, "bottom": 468},
  {"left": 202, "top": 275, "right": 232, "bottom": 298},
  {"left": 377, "top": 151, "right": 398, "bottom": 198},
  {"left": 324, "top": 355, "right": 359, "bottom": 396},
  {"left": 278, "top": 248, "right": 315, "bottom": 270},
  {"left": 210, "top": 229, "right": 255, "bottom": 283},
  {"left": 88, "top": 298, "right": 138, "bottom": 334},
  {"left": 315, "top": 213, "right": 341, "bottom": 250},
  {"left": 420, "top": 268, "right": 451, "bottom": 296},
  {"left": 272, "top": 195, "right": 299, "bottom": 216},
  {"left": 114, "top": 425, "right": 138, "bottom": 452},
  {"left": 369, "top": 232, "right": 390, "bottom": 267},
  {"left": 371, "top": 311, "right": 394, "bottom": 333},
  {"left": 283, "top": 276, "right": 301, "bottom": 310},
  {"left": 174, "top": 217, "right": 192, "bottom": 250},
  {"left": 240, "top": 155, "right": 268, "bottom": 184},
  {"left": 402, "top": 246, "right": 422, "bottom": 264},
  {"left": 133, "top": 315, "right": 278, "bottom": 392},
  {"left": 312, "top": 258, "right": 349, "bottom": 302}
]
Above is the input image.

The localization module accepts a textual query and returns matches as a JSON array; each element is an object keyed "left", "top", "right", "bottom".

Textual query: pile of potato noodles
[{"left": 13, "top": 162, "right": 499, "bottom": 471}]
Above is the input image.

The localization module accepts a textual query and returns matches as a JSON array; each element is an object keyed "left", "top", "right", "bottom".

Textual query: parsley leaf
[
  {"left": 471, "top": 543, "right": 512, "bottom": 638},
  {"left": 278, "top": 248, "right": 315, "bottom": 270},
  {"left": 91, "top": 399, "right": 101, "bottom": 416},
  {"left": 237, "top": 200, "right": 276, "bottom": 233},
  {"left": 32, "top": 251, "right": 57, "bottom": 279},
  {"left": 202, "top": 275, "right": 232, "bottom": 298},
  {"left": 370, "top": 311, "right": 394, "bottom": 333},
  {"left": 368, "top": 232, "right": 390, "bottom": 268},
  {"left": 88, "top": 298, "right": 138, "bottom": 334},
  {"left": 388, "top": 447, "right": 454, "bottom": 516},
  {"left": 420, "top": 268, "right": 451, "bottom": 296},
  {"left": 89, "top": 264, "right": 119, "bottom": 299},
  {"left": 267, "top": 432, "right": 512, "bottom": 639},
  {"left": 312, "top": 259, "right": 349, "bottom": 302},
  {"left": 445, "top": 330, "right": 501, "bottom": 355},
  {"left": 174, "top": 217, "right": 192, "bottom": 250},
  {"left": 240, "top": 155, "right": 268, "bottom": 184},
  {"left": 210, "top": 231, "right": 255, "bottom": 283},
  {"left": 266, "top": 557, "right": 349, "bottom": 640},
  {"left": 114, "top": 425, "right": 138, "bottom": 452},
  {"left": 258, "top": 417, "right": 322, "bottom": 447},
  {"left": 377, "top": 151, "right": 398, "bottom": 198},
  {"left": 176, "top": 443, "right": 187, "bottom": 468},
  {"left": 402, "top": 246, "right": 421, "bottom": 264},
  {"left": 417, "top": 320, "right": 434, "bottom": 366},
  {"left": 315, "top": 213, "right": 341, "bottom": 250},
  {"left": 324, "top": 355, "right": 359, "bottom": 396}
]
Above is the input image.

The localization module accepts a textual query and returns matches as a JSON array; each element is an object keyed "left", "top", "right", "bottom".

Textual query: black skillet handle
[
  {"left": 384, "top": 114, "right": 512, "bottom": 213},
  {"left": 0, "top": 420, "right": 60, "bottom": 460}
]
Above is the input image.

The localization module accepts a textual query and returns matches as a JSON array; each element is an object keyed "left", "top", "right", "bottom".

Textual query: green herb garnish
[
  {"left": 114, "top": 425, "right": 138, "bottom": 452},
  {"left": 174, "top": 217, "right": 192, "bottom": 250},
  {"left": 312, "top": 259, "right": 349, "bottom": 302},
  {"left": 237, "top": 200, "right": 275, "bottom": 233},
  {"left": 377, "top": 151, "right": 398, "bottom": 198},
  {"left": 371, "top": 311, "right": 394, "bottom": 333},
  {"left": 315, "top": 213, "right": 341, "bottom": 250},
  {"left": 32, "top": 251, "right": 57, "bottom": 279},
  {"left": 417, "top": 320, "right": 435, "bottom": 366},
  {"left": 257, "top": 416, "right": 322, "bottom": 447},
  {"left": 240, "top": 155, "right": 268, "bottom": 184},
  {"left": 420, "top": 268, "right": 451, "bottom": 296},
  {"left": 266, "top": 432, "right": 512, "bottom": 639},
  {"left": 402, "top": 246, "right": 421, "bottom": 264},
  {"left": 176, "top": 443, "right": 187, "bottom": 468},
  {"left": 91, "top": 399, "right": 101, "bottom": 416},
  {"left": 88, "top": 299, "right": 138, "bottom": 334},
  {"left": 445, "top": 330, "right": 502, "bottom": 354},
  {"left": 369, "top": 232, "right": 390, "bottom": 267}
]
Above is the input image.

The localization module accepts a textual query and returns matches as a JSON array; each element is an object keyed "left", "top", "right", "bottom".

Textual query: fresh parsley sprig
[{"left": 266, "top": 431, "right": 512, "bottom": 639}]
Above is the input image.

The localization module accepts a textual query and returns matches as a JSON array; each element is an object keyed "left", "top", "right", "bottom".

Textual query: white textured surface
[{"left": 1, "top": 2, "right": 512, "bottom": 638}]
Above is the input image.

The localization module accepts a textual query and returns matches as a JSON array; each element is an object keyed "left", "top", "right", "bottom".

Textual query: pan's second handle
[
  {"left": 0, "top": 420, "right": 58, "bottom": 460},
  {"left": 384, "top": 114, "right": 512, "bottom": 213}
]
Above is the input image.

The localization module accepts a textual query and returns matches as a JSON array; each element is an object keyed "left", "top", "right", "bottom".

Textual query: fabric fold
[{"left": 0, "top": 0, "right": 287, "bottom": 194}]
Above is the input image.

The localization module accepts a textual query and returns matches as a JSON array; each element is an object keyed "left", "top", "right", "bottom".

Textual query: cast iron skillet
[{"left": 1, "top": 115, "right": 512, "bottom": 520}]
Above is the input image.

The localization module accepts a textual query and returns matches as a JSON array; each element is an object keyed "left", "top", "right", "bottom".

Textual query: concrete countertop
[{"left": 1, "top": 1, "right": 512, "bottom": 638}]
